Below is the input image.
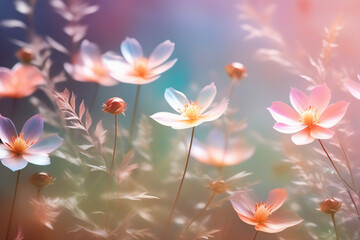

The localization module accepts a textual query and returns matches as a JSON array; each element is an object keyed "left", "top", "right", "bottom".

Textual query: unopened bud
[
  {"left": 210, "top": 180, "right": 228, "bottom": 194},
  {"left": 102, "top": 97, "right": 127, "bottom": 116},
  {"left": 319, "top": 198, "right": 341, "bottom": 215},
  {"left": 16, "top": 47, "right": 35, "bottom": 64},
  {"left": 30, "top": 172, "right": 55, "bottom": 188},
  {"left": 225, "top": 62, "right": 247, "bottom": 81}
]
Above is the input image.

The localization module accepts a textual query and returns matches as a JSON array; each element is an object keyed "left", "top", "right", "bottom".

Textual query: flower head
[
  {"left": 0, "top": 63, "right": 45, "bottom": 98},
  {"left": 225, "top": 62, "right": 247, "bottom": 81},
  {"left": 0, "top": 114, "right": 63, "bottom": 171},
  {"left": 30, "top": 171, "right": 55, "bottom": 188},
  {"left": 230, "top": 188, "right": 303, "bottom": 233},
  {"left": 209, "top": 180, "right": 228, "bottom": 194},
  {"left": 16, "top": 48, "right": 35, "bottom": 64},
  {"left": 102, "top": 97, "right": 127, "bottom": 115},
  {"left": 102, "top": 37, "right": 177, "bottom": 85},
  {"left": 150, "top": 83, "right": 228, "bottom": 129},
  {"left": 268, "top": 84, "right": 349, "bottom": 145},
  {"left": 319, "top": 197, "right": 342, "bottom": 215},
  {"left": 64, "top": 40, "right": 118, "bottom": 86},
  {"left": 191, "top": 129, "right": 254, "bottom": 167}
]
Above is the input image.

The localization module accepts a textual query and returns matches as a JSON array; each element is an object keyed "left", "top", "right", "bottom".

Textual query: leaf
[
  {"left": 46, "top": 36, "right": 69, "bottom": 54},
  {"left": 85, "top": 111, "right": 92, "bottom": 131},
  {"left": 14, "top": 0, "right": 31, "bottom": 14},
  {"left": 79, "top": 100, "right": 85, "bottom": 121},
  {"left": 0, "top": 20, "right": 26, "bottom": 28}
]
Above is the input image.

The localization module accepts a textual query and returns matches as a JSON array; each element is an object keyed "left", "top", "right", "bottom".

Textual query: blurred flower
[
  {"left": 0, "top": 63, "right": 45, "bottom": 98},
  {"left": 64, "top": 40, "right": 117, "bottom": 86},
  {"left": 225, "top": 62, "right": 247, "bottom": 81},
  {"left": 345, "top": 75, "right": 360, "bottom": 100},
  {"left": 191, "top": 129, "right": 254, "bottom": 167},
  {"left": 30, "top": 171, "right": 55, "bottom": 188},
  {"left": 102, "top": 37, "right": 177, "bottom": 84},
  {"left": 0, "top": 114, "right": 63, "bottom": 171},
  {"left": 102, "top": 97, "right": 127, "bottom": 115},
  {"left": 230, "top": 188, "right": 303, "bottom": 233},
  {"left": 209, "top": 180, "right": 228, "bottom": 194},
  {"left": 319, "top": 198, "right": 342, "bottom": 215},
  {"left": 268, "top": 84, "right": 349, "bottom": 145},
  {"left": 16, "top": 48, "right": 35, "bottom": 64},
  {"left": 150, "top": 83, "right": 228, "bottom": 129},
  {"left": 30, "top": 197, "right": 61, "bottom": 230}
]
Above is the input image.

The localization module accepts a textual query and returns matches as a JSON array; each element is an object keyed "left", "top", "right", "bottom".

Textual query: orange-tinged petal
[
  {"left": 266, "top": 188, "right": 287, "bottom": 213},
  {"left": 310, "top": 125, "right": 334, "bottom": 139},
  {"left": 309, "top": 84, "right": 331, "bottom": 114},
  {"left": 318, "top": 101, "right": 349, "bottom": 128},
  {"left": 290, "top": 87, "right": 309, "bottom": 114},
  {"left": 291, "top": 127, "right": 314, "bottom": 145}
]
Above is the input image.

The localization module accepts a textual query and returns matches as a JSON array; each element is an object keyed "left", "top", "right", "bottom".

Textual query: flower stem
[
  {"left": 331, "top": 214, "right": 339, "bottom": 240},
  {"left": 127, "top": 84, "right": 141, "bottom": 151},
  {"left": 160, "top": 127, "right": 195, "bottom": 240},
  {"left": 253, "top": 230, "right": 258, "bottom": 240},
  {"left": 105, "top": 114, "right": 118, "bottom": 228},
  {"left": 5, "top": 170, "right": 21, "bottom": 240}
]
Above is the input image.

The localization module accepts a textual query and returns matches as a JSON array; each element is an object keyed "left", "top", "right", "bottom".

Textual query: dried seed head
[
  {"left": 16, "top": 48, "right": 35, "bottom": 64},
  {"left": 225, "top": 62, "right": 247, "bottom": 81},
  {"left": 319, "top": 198, "right": 342, "bottom": 214},
  {"left": 210, "top": 180, "right": 228, "bottom": 194},
  {"left": 30, "top": 172, "right": 55, "bottom": 188},
  {"left": 102, "top": 97, "right": 127, "bottom": 116}
]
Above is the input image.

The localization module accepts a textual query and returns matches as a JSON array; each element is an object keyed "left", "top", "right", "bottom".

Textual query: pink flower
[
  {"left": 102, "top": 37, "right": 177, "bottom": 85},
  {"left": 64, "top": 40, "right": 118, "bottom": 86},
  {"left": 150, "top": 83, "right": 228, "bottom": 129},
  {"left": 230, "top": 189, "right": 303, "bottom": 233},
  {"left": 0, "top": 63, "right": 45, "bottom": 98},
  {"left": 191, "top": 129, "right": 254, "bottom": 167},
  {"left": 345, "top": 75, "right": 360, "bottom": 100},
  {"left": 102, "top": 97, "right": 127, "bottom": 115},
  {"left": 0, "top": 114, "right": 63, "bottom": 171},
  {"left": 268, "top": 84, "right": 349, "bottom": 145}
]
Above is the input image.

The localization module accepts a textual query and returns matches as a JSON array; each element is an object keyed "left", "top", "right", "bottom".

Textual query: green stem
[
  {"left": 127, "top": 85, "right": 141, "bottom": 151},
  {"left": 5, "top": 170, "right": 21, "bottom": 240},
  {"left": 160, "top": 127, "right": 195, "bottom": 240},
  {"left": 331, "top": 214, "right": 339, "bottom": 240}
]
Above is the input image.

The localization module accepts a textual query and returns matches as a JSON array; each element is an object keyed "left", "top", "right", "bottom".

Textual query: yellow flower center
[
  {"left": 7, "top": 134, "right": 30, "bottom": 154},
  {"left": 254, "top": 202, "right": 271, "bottom": 224},
  {"left": 133, "top": 58, "right": 149, "bottom": 78},
  {"left": 181, "top": 101, "right": 202, "bottom": 120},
  {"left": 92, "top": 64, "right": 107, "bottom": 77},
  {"left": 300, "top": 106, "right": 319, "bottom": 126}
]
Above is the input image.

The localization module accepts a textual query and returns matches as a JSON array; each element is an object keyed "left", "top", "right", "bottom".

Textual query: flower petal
[
  {"left": 200, "top": 98, "right": 229, "bottom": 123},
  {"left": 290, "top": 87, "right": 309, "bottom": 114},
  {"left": 318, "top": 101, "right": 349, "bottom": 128},
  {"left": 267, "top": 102, "right": 300, "bottom": 125},
  {"left": 164, "top": 87, "right": 189, "bottom": 112},
  {"left": 0, "top": 146, "right": 11, "bottom": 158},
  {"left": 28, "top": 135, "right": 63, "bottom": 154},
  {"left": 291, "top": 127, "right": 314, "bottom": 145},
  {"left": 197, "top": 82, "right": 216, "bottom": 113},
  {"left": 266, "top": 188, "right": 287, "bottom": 213},
  {"left": 150, "top": 112, "right": 194, "bottom": 129},
  {"left": 309, "top": 84, "right": 331, "bottom": 114},
  {"left": 148, "top": 59, "right": 177, "bottom": 77},
  {"left": 148, "top": 40, "right": 175, "bottom": 68},
  {"left": 1, "top": 155, "right": 28, "bottom": 171},
  {"left": 190, "top": 139, "right": 211, "bottom": 164},
  {"left": 112, "top": 75, "right": 160, "bottom": 85},
  {"left": 310, "top": 125, "right": 334, "bottom": 139},
  {"left": 102, "top": 51, "right": 131, "bottom": 75},
  {"left": 80, "top": 39, "right": 102, "bottom": 67},
  {"left": 273, "top": 123, "right": 307, "bottom": 134},
  {"left": 23, "top": 153, "right": 50, "bottom": 165},
  {"left": 0, "top": 115, "right": 17, "bottom": 144},
  {"left": 258, "top": 213, "right": 303, "bottom": 233},
  {"left": 12, "top": 63, "right": 45, "bottom": 87},
  {"left": 21, "top": 114, "right": 44, "bottom": 143},
  {"left": 230, "top": 191, "right": 256, "bottom": 222},
  {"left": 121, "top": 37, "right": 143, "bottom": 65},
  {"left": 345, "top": 78, "right": 360, "bottom": 100}
]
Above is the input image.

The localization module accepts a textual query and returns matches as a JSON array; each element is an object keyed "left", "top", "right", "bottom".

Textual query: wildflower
[
  {"left": 64, "top": 40, "right": 118, "bottom": 86},
  {"left": 30, "top": 172, "right": 55, "bottom": 188},
  {"left": 102, "top": 37, "right": 177, "bottom": 84},
  {"left": 102, "top": 97, "right": 127, "bottom": 115},
  {"left": 15, "top": 48, "right": 35, "bottom": 64},
  {"left": 230, "top": 188, "right": 303, "bottom": 233},
  {"left": 150, "top": 83, "right": 228, "bottom": 129},
  {"left": 225, "top": 62, "right": 247, "bottom": 81},
  {"left": 319, "top": 198, "right": 342, "bottom": 215},
  {"left": 0, "top": 114, "right": 63, "bottom": 171},
  {"left": 191, "top": 128, "right": 254, "bottom": 167},
  {"left": 0, "top": 63, "right": 45, "bottom": 98},
  {"left": 268, "top": 84, "right": 349, "bottom": 145}
]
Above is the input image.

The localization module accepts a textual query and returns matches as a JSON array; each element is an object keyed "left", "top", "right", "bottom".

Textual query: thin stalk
[
  {"left": 160, "top": 127, "right": 195, "bottom": 240},
  {"left": 253, "top": 230, "right": 258, "bottom": 240},
  {"left": 5, "top": 171, "right": 21, "bottom": 240},
  {"left": 336, "top": 133, "right": 356, "bottom": 191},
  {"left": 105, "top": 114, "right": 118, "bottom": 227},
  {"left": 27, "top": 0, "right": 37, "bottom": 42},
  {"left": 127, "top": 85, "right": 141, "bottom": 150},
  {"left": 347, "top": 190, "right": 360, "bottom": 223},
  {"left": 331, "top": 214, "right": 339, "bottom": 240}
]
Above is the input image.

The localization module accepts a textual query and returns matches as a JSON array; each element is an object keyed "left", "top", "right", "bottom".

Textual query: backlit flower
[
  {"left": 319, "top": 198, "right": 342, "bottom": 215},
  {"left": 150, "top": 83, "right": 228, "bottom": 129},
  {"left": 30, "top": 171, "right": 55, "bottom": 188},
  {"left": 191, "top": 129, "right": 254, "bottom": 167},
  {"left": 64, "top": 40, "right": 117, "bottom": 86},
  {"left": 102, "top": 97, "right": 127, "bottom": 115},
  {"left": 268, "top": 84, "right": 349, "bottom": 145},
  {"left": 230, "top": 189, "right": 303, "bottom": 233},
  {"left": 0, "top": 114, "right": 63, "bottom": 171},
  {"left": 102, "top": 37, "right": 177, "bottom": 84},
  {"left": 0, "top": 63, "right": 45, "bottom": 98}
]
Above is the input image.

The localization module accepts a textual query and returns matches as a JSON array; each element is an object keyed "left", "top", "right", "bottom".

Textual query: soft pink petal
[
  {"left": 0, "top": 146, "right": 11, "bottom": 158},
  {"left": 164, "top": 87, "right": 188, "bottom": 113},
  {"left": 273, "top": 123, "right": 307, "bottom": 134},
  {"left": 120, "top": 37, "right": 143, "bottom": 64},
  {"left": 310, "top": 125, "right": 334, "bottom": 139},
  {"left": 102, "top": 51, "right": 131, "bottom": 74},
  {"left": 22, "top": 153, "right": 50, "bottom": 165},
  {"left": 266, "top": 188, "right": 287, "bottom": 213},
  {"left": 200, "top": 98, "right": 229, "bottom": 123},
  {"left": 191, "top": 139, "right": 211, "bottom": 164},
  {"left": 21, "top": 114, "right": 43, "bottom": 143},
  {"left": 112, "top": 75, "right": 160, "bottom": 85},
  {"left": 267, "top": 102, "right": 300, "bottom": 125},
  {"left": 28, "top": 135, "right": 63, "bottom": 154},
  {"left": 148, "top": 40, "right": 175, "bottom": 68},
  {"left": 345, "top": 78, "right": 360, "bottom": 100},
  {"left": 309, "top": 84, "right": 331, "bottom": 114},
  {"left": 0, "top": 115, "right": 17, "bottom": 144},
  {"left": 148, "top": 59, "right": 177, "bottom": 76},
  {"left": 291, "top": 127, "right": 314, "bottom": 145},
  {"left": 150, "top": 112, "right": 195, "bottom": 129},
  {"left": 0, "top": 67, "right": 13, "bottom": 89},
  {"left": 289, "top": 87, "right": 309, "bottom": 114},
  {"left": 258, "top": 213, "right": 303, "bottom": 233},
  {"left": 13, "top": 63, "right": 45, "bottom": 87},
  {"left": 1, "top": 155, "right": 28, "bottom": 171},
  {"left": 318, "top": 101, "right": 349, "bottom": 128},
  {"left": 197, "top": 82, "right": 216, "bottom": 113},
  {"left": 230, "top": 192, "right": 256, "bottom": 222},
  {"left": 80, "top": 39, "right": 102, "bottom": 67}
]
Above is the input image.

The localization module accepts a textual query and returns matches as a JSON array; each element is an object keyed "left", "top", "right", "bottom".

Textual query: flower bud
[
  {"left": 102, "top": 97, "right": 127, "bottom": 115},
  {"left": 16, "top": 47, "right": 35, "bottom": 64},
  {"left": 30, "top": 172, "right": 55, "bottom": 188},
  {"left": 210, "top": 180, "right": 228, "bottom": 194},
  {"left": 225, "top": 62, "right": 247, "bottom": 81},
  {"left": 319, "top": 198, "right": 341, "bottom": 214}
]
